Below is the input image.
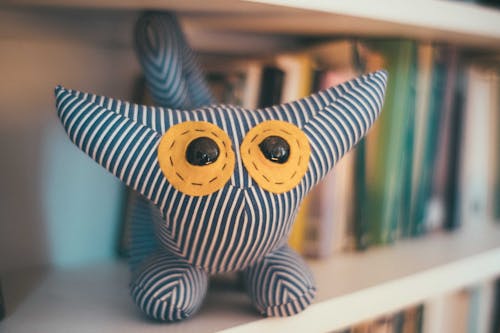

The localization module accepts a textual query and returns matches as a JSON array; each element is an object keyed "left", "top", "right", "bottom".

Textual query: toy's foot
[
  {"left": 243, "top": 245, "right": 316, "bottom": 317},
  {"left": 130, "top": 252, "right": 208, "bottom": 322}
]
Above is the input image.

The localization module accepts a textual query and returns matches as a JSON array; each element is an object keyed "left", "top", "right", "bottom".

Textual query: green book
[
  {"left": 399, "top": 44, "right": 418, "bottom": 239},
  {"left": 410, "top": 45, "right": 452, "bottom": 237},
  {"left": 361, "top": 39, "right": 418, "bottom": 245},
  {"left": 407, "top": 43, "right": 434, "bottom": 237}
]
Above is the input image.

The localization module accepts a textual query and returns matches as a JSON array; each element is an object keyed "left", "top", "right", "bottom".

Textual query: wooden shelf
[
  {"left": 2, "top": 222, "right": 500, "bottom": 333},
  {"left": 4, "top": 0, "right": 500, "bottom": 50}
]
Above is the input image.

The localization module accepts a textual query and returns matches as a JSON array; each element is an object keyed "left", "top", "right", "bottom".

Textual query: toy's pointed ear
[
  {"left": 303, "top": 70, "right": 388, "bottom": 183},
  {"left": 55, "top": 86, "right": 166, "bottom": 204},
  {"left": 55, "top": 87, "right": 175, "bottom": 133}
]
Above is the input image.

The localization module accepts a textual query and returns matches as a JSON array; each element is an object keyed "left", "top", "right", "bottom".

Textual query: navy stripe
[
  {"left": 55, "top": 69, "right": 387, "bottom": 273},
  {"left": 55, "top": 17, "right": 387, "bottom": 319}
]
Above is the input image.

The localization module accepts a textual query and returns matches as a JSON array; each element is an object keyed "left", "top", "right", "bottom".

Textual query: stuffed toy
[{"left": 54, "top": 12, "right": 387, "bottom": 322}]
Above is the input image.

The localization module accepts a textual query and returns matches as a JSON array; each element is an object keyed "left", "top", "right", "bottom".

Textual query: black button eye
[
  {"left": 186, "top": 137, "right": 219, "bottom": 166},
  {"left": 259, "top": 136, "right": 290, "bottom": 164}
]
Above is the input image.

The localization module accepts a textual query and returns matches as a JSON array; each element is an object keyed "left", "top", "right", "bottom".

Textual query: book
[
  {"left": 303, "top": 125, "right": 356, "bottom": 257},
  {"left": 401, "top": 306, "right": 419, "bottom": 333},
  {"left": 424, "top": 291, "right": 470, "bottom": 333},
  {"left": 258, "top": 66, "right": 284, "bottom": 107},
  {"left": 491, "top": 278, "right": 500, "bottom": 333},
  {"left": 486, "top": 66, "right": 500, "bottom": 221},
  {"left": 351, "top": 322, "right": 371, "bottom": 333},
  {"left": 298, "top": 40, "right": 359, "bottom": 256},
  {"left": 204, "top": 59, "right": 263, "bottom": 109},
  {"left": 407, "top": 42, "right": 434, "bottom": 237},
  {"left": 410, "top": 44, "right": 459, "bottom": 236},
  {"left": 337, "top": 304, "right": 425, "bottom": 333},
  {"left": 398, "top": 45, "right": 418, "bottom": 241},
  {"left": 427, "top": 46, "right": 461, "bottom": 232},
  {"left": 352, "top": 42, "right": 386, "bottom": 250},
  {"left": 370, "top": 316, "right": 394, "bottom": 333},
  {"left": 353, "top": 139, "right": 370, "bottom": 250},
  {"left": 242, "top": 62, "right": 264, "bottom": 109},
  {"left": 414, "top": 305, "right": 424, "bottom": 333},
  {"left": 275, "top": 53, "right": 314, "bottom": 103},
  {"left": 442, "top": 60, "right": 468, "bottom": 231},
  {"left": 467, "top": 282, "right": 495, "bottom": 333},
  {"left": 358, "top": 39, "right": 418, "bottom": 245},
  {"left": 393, "top": 311, "right": 405, "bottom": 333},
  {"left": 359, "top": 40, "right": 385, "bottom": 245},
  {"left": 458, "top": 64, "right": 497, "bottom": 227}
]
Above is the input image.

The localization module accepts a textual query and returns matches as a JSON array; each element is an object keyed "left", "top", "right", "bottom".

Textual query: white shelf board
[
  {"left": 4, "top": 0, "right": 500, "bottom": 49},
  {"left": 0, "top": 6, "right": 301, "bottom": 56},
  {"left": 2, "top": 222, "right": 500, "bottom": 333}
]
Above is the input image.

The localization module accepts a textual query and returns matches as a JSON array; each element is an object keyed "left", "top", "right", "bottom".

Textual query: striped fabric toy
[{"left": 54, "top": 12, "right": 388, "bottom": 322}]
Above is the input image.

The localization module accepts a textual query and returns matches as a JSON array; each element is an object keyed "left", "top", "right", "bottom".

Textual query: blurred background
[{"left": 0, "top": 1, "right": 499, "bottom": 333}]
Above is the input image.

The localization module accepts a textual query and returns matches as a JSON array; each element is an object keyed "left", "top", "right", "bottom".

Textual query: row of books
[
  {"left": 203, "top": 39, "right": 500, "bottom": 258},
  {"left": 332, "top": 304, "right": 424, "bottom": 333},
  {"left": 333, "top": 278, "right": 500, "bottom": 333}
]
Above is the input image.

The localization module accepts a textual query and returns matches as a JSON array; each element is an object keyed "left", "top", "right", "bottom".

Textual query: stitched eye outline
[
  {"left": 157, "top": 121, "right": 235, "bottom": 196},
  {"left": 240, "top": 120, "right": 310, "bottom": 194}
]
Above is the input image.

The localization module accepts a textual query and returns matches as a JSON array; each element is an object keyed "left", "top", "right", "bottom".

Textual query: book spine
[
  {"left": 242, "top": 62, "right": 262, "bottom": 109},
  {"left": 353, "top": 140, "right": 370, "bottom": 250},
  {"left": 458, "top": 65, "right": 493, "bottom": 226},
  {"left": 258, "top": 66, "right": 284, "bottom": 107},
  {"left": 444, "top": 62, "right": 467, "bottom": 230},
  {"left": 307, "top": 69, "right": 357, "bottom": 256},
  {"left": 427, "top": 46, "right": 460, "bottom": 232},
  {"left": 411, "top": 45, "right": 449, "bottom": 236},
  {"left": 398, "top": 44, "right": 418, "bottom": 239},
  {"left": 467, "top": 282, "right": 495, "bottom": 333},
  {"left": 491, "top": 278, "right": 500, "bottom": 333},
  {"left": 362, "top": 40, "right": 418, "bottom": 245},
  {"left": 489, "top": 68, "right": 500, "bottom": 221}
]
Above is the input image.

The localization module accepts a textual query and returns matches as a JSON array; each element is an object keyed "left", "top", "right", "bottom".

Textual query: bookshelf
[
  {"left": 3, "top": 222, "right": 500, "bottom": 332},
  {"left": 1, "top": 1, "right": 500, "bottom": 332},
  {"left": 6, "top": 0, "right": 500, "bottom": 50}
]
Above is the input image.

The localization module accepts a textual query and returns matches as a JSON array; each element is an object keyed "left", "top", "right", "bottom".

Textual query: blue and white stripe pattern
[
  {"left": 129, "top": 12, "right": 216, "bottom": 279},
  {"left": 55, "top": 69, "right": 387, "bottom": 319},
  {"left": 130, "top": 251, "right": 208, "bottom": 321},
  {"left": 130, "top": 13, "right": 215, "bottom": 320},
  {"left": 243, "top": 245, "right": 315, "bottom": 316},
  {"left": 134, "top": 12, "right": 214, "bottom": 109},
  {"left": 56, "top": 10, "right": 387, "bottom": 322}
]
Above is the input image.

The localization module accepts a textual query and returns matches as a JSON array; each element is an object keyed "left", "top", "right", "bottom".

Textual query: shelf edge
[{"left": 219, "top": 246, "right": 500, "bottom": 333}]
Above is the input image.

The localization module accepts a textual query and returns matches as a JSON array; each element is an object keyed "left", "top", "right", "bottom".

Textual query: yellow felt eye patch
[
  {"left": 240, "top": 120, "right": 310, "bottom": 194},
  {"left": 157, "top": 121, "right": 235, "bottom": 196}
]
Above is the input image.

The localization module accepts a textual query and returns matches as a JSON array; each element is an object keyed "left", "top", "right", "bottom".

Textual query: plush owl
[{"left": 54, "top": 12, "right": 387, "bottom": 322}]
